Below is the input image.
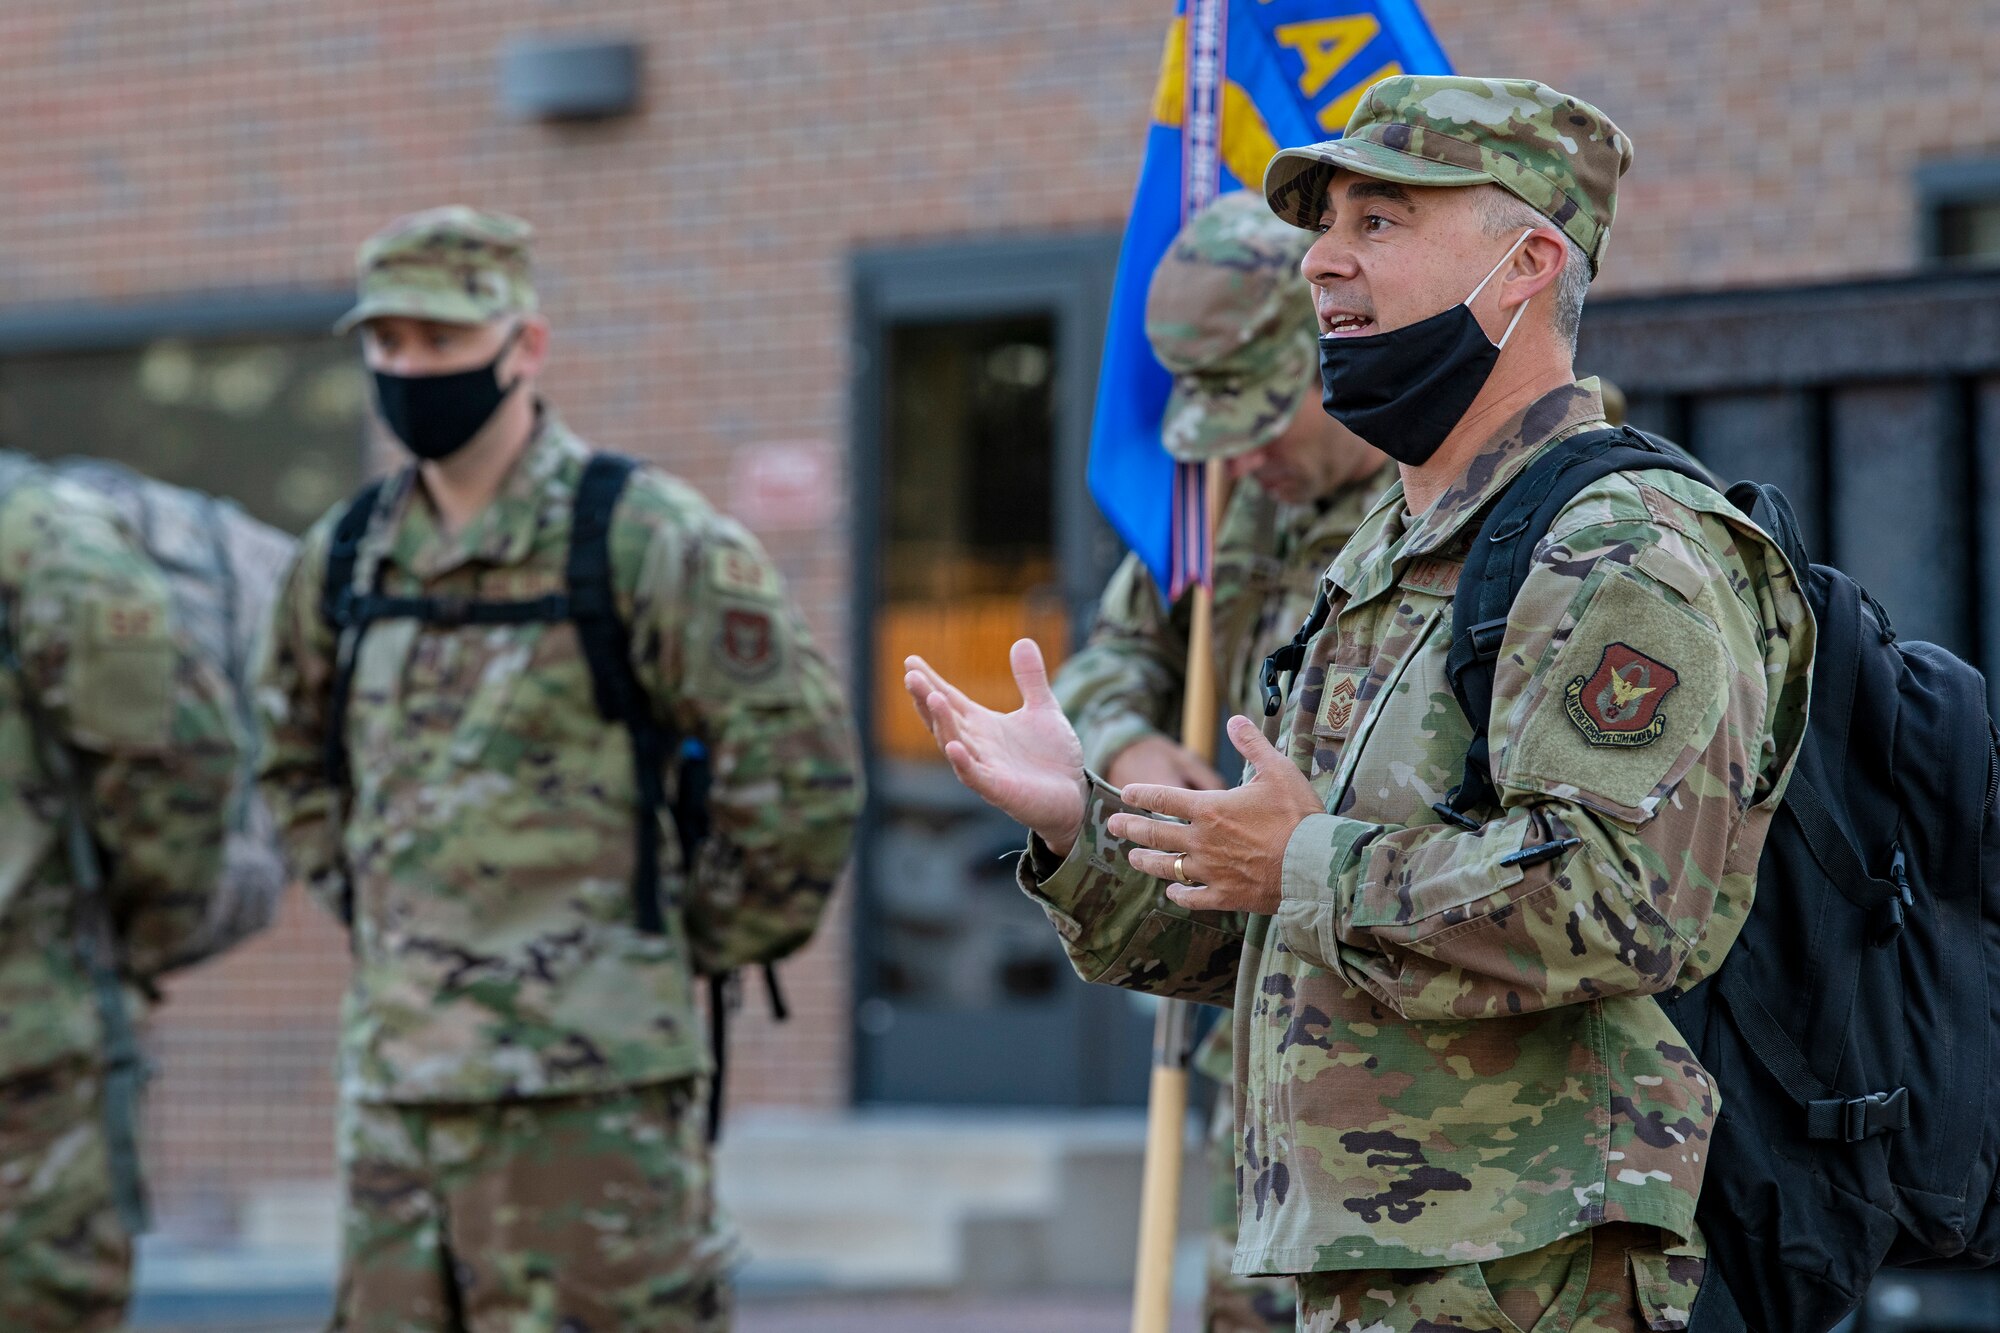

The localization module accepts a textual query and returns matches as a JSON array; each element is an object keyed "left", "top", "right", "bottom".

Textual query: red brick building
[{"left": 1, "top": 0, "right": 1997, "bottom": 1272}]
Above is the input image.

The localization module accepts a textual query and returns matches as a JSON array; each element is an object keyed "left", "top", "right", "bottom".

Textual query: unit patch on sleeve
[
  {"left": 707, "top": 545, "right": 778, "bottom": 600},
  {"left": 716, "top": 606, "right": 779, "bottom": 680},
  {"left": 1565, "top": 642, "right": 1679, "bottom": 747}
]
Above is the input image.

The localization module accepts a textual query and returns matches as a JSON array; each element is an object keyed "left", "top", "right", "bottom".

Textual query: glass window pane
[
  {"left": 1939, "top": 200, "right": 2000, "bottom": 267},
  {"left": 0, "top": 335, "right": 365, "bottom": 533},
  {"left": 874, "top": 315, "right": 1067, "bottom": 763}
]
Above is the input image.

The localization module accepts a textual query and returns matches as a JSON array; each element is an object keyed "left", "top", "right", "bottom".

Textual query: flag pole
[{"left": 1131, "top": 455, "right": 1229, "bottom": 1333}]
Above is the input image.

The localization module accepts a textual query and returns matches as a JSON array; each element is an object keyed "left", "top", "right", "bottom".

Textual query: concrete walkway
[
  {"left": 739, "top": 1292, "right": 1177, "bottom": 1332},
  {"left": 145, "top": 1293, "right": 1193, "bottom": 1333}
]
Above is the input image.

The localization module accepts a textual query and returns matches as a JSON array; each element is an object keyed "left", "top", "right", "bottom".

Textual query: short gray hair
[{"left": 1473, "top": 186, "right": 1589, "bottom": 350}]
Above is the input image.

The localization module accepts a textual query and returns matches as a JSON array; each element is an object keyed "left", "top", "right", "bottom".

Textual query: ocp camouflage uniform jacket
[
  {"left": 257, "top": 415, "right": 863, "bottom": 1106},
  {"left": 1021, "top": 381, "right": 1814, "bottom": 1275},
  {"left": 0, "top": 468, "right": 239, "bottom": 1082}
]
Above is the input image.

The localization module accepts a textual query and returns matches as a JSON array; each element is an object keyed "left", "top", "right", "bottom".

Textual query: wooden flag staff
[{"left": 1130, "top": 456, "right": 1229, "bottom": 1333}]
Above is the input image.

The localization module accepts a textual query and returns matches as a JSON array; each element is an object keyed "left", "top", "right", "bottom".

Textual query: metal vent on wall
[{"left": 498, "top": 36, "right": 643, "bottom": 122}]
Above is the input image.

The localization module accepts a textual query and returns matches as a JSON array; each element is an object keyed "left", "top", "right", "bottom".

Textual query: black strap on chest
[
  {"left": 1437, "top": 425, "right": 1712, "bottom": 826},
  {"left": 319, "top": 453, "right": 672, "bottom": 935},
  {"left": 1260, "top": 585, "right": 1333, "bottom": 718}
]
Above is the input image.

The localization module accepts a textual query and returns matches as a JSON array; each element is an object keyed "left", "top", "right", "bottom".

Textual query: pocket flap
[{"left": 1630, "top": 1247, "right": 1705, "bottom": 1332}]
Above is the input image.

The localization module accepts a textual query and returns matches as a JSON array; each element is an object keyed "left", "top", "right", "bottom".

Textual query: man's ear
[
  {"left": 1497, "top": 227, "right": 1568, "bottom": 314},
  {"left": 511, "top": 315, "right": 552, "bottom": 379}
]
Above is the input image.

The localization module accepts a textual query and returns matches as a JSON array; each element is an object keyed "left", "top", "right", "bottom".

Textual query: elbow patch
[{"left": 1498, "top": 568, "right": 1733, "bottom": 825}]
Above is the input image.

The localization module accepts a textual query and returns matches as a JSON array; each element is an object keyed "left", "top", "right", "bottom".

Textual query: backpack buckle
[
  {"left": 1467, "top": 617, "right": 1509, "bottom": 659},
  {"left": 1842, "top": 1088, "right": 1910, "bottom": 1141}
]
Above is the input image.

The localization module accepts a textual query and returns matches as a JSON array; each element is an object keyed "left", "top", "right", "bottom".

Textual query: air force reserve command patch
[{"left": 1566, "top": 642, "right": 1679, "bottom": 747}]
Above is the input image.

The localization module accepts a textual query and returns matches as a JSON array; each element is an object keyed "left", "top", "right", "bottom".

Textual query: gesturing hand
[
  {"left": 904, "top": 639, "right": 1089, "bottom": 857},
  {"left": 1108, "top": 715, "right": 1324, "bottom": 915}
]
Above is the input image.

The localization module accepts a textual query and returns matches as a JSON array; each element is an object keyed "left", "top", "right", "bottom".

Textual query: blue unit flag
[{"left": 1086, "top": 0, "right": 1452, "bottom": 598}]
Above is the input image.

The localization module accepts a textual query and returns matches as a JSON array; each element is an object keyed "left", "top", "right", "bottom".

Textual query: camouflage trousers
[
  {"left": 1295, "top": 1223, "right": 1705, "bottom": 1333},
  {"left": 334, "top": 1077, "right": 733, "bottom": 1333},
  {"left": 1203, "top": 1092, "right": 1296, "bottom": 1333},
  {"left": 0, "top": 1059, "right": 133, "bottom": 1333}
]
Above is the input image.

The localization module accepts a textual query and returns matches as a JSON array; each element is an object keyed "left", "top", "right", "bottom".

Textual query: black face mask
[
  {"left": 1318, "top": 229, "right": 1533, "bottom": 467},
  {"left": 371, "top": 326, "right": 523, "bottom": 462}
]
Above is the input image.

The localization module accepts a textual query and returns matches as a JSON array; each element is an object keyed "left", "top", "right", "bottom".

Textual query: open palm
[{"left": 903, "top": 638, "right": 1088, "bottom": 856}]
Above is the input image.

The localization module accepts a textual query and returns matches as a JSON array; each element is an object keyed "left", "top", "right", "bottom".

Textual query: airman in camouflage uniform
[
  {"left": 1053, "top": 192, "right": 1389, "bottom": 1333},
  {"left": 0, "top": 465, "right": 240, "bottom": 1330},
  {"left": 906, "top": 78, "right": 1815, "bottom": 1332},
  {"left": 257, "top": 208, "right": 863, "bottom": 1332}
]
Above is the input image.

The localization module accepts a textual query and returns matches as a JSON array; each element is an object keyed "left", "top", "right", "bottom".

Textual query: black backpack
[
  {"left": 319, "top": 453, "right": 783, "bottom": 1138},
  {"left": 1436, "top": 427, "right": 2000, "bottom": 1332}
]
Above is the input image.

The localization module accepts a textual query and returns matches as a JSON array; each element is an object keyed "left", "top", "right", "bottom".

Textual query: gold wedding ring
[{"left": 1174, "top": 854, "right": 1191, "bottom": 884}]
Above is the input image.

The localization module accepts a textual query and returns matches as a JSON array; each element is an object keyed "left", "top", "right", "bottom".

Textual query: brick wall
[{"left": 1, "top": 0, "right": 1994, "bottom": 1240}]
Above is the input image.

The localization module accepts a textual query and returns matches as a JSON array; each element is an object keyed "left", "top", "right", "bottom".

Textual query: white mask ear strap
[
  {"left": 1467, "top": 227, "right": 1537, "bottom": 348},
  {"left": 1496, "top": 293, "right": 1532, "bottom": 350}
]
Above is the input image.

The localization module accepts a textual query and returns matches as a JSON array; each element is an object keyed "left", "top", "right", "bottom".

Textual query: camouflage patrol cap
[
  {"left": 1147, "top": 192, "right": 1318, "bottom": 463},
  {"left": 1263, "top": 76, "right": 1633, "bottom": 275},
  {"left": 333, "top": 206, "right": 537, "bottom": 334}
]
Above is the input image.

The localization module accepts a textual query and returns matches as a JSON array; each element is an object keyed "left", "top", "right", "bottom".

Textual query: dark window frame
[
  {"left": 0, "top": 289, "right": 352, "bottom": 356},
  {"left": 1916, "top": 156, "right": 2000, "bottom": 267}
]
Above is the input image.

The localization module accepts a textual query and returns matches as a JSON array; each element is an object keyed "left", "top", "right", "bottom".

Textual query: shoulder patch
[
  {"left": 707, "top": 545, "right": 778, "bottom": 600},
  {"left": 1565, "top": 643, "right": 1680, "bottom": 747},
  {"left": 715, "top": 603, "right": 781, "bottom": 680},
  {"left": 1498, "top": 566, "right": 1732, "bottom": 824},
  {"left": 95, "top": 599, "right": 162, "bottom": 643}
]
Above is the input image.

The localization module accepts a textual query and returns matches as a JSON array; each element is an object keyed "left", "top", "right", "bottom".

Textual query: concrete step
[
  {"left": 716, "top": 1108, "right": 1205, "bottom": 1293},
  {"left": 134, "top": 1108, "right": 1212, "bottom": 1307}
]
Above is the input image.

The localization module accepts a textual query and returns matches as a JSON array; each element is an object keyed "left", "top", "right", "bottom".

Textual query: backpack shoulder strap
[
  {"left": 1439, "top": 426, "right": 1712, "bottom": 824},
  {"left": 564, "top": 453, "right": 676, "bottom": 937},
  {"left": 320, "top": 476, "right": 390, "bottom": 631},
  {"left": 566, "top": 453, "right": 642, "bottom": 722},
  {"left": 317, "top": 476, "right": 393, "bottom": 926}
]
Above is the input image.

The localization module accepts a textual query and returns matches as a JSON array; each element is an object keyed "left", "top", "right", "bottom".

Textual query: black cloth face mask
[
  {"left": 371, "top": 325, "right": 524, "bottom": 462},
  {"left": 1318, "top": 228, "right": 1534, "bottom": 467}
]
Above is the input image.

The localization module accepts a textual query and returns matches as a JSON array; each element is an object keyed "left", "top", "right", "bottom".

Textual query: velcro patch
[
  {"left": 1566, "top": 643, "right": 1680, "bottom": 747},
  {"left": 707, "top": 546, "right": 777, "bottom": 600},
  {"left": 94, "top": 600, "right": 160, "bottom": 642},
  {"left": 74, "top": 598, "right": 175, "bottom": 750},
  {"left": 1498, "top": 566, "right": 1731, "bottom": 823},
  {"left": 1316, "top": 667, "right": 1363, "bottom": 738}
]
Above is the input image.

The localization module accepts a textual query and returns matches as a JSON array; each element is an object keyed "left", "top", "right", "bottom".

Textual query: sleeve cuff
[
  {"left": 1019, "top": 772, "right": 1126, "bottom": 903},
  {"left": 1274, "top": 812, "right": 1379, "bottom": 967}
]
